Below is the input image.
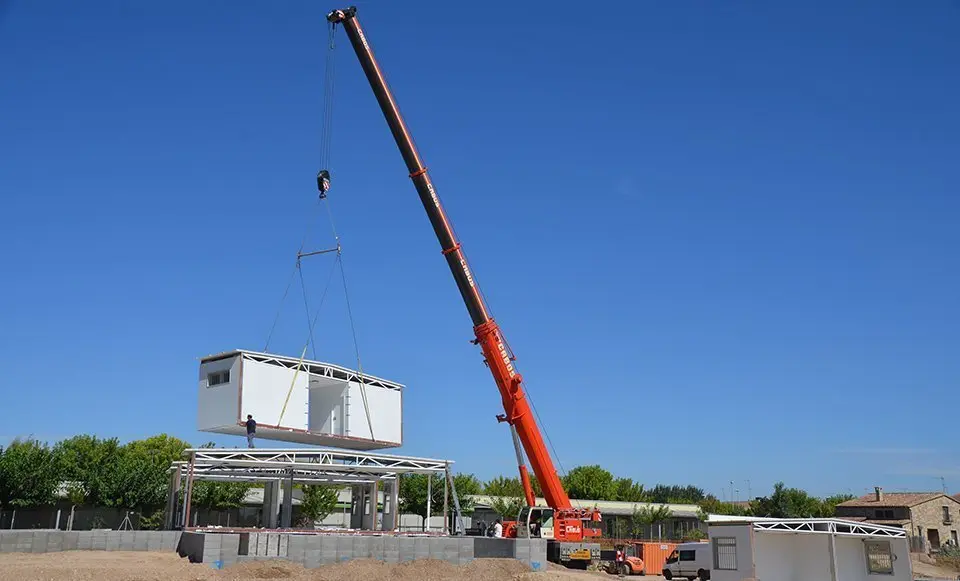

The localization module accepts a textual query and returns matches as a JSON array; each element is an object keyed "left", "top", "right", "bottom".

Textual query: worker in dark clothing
[{"left": 246, "top": 414, "right": 256, "bottom": 448}]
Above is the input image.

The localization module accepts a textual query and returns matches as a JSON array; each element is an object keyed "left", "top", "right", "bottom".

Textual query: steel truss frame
[
  {"left": 166, "top": 447, "right": 460, "bottom": 533},
  {"left": 751, "top": 519, "right": 907, "bottom": 538},
  {"left": 203, "top": 349, "right": 403, "bottom": 391}
]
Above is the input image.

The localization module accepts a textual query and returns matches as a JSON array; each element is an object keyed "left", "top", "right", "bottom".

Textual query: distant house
[{"left": 836, "top": 487, "right": 960, "bottom": 551}]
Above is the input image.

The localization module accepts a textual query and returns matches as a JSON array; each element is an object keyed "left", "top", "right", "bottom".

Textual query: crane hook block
[{"left": 317, "top": 170, "right": 331, "bottom": 199}]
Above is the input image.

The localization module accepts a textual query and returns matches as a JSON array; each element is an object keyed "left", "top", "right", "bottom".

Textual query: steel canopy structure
[{"left": 165, "top": 447, "right": 464, "bottom": 534}]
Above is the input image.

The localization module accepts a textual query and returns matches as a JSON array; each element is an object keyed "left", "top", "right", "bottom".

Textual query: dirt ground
[
  {"left": 912, "top": 553, "right": 960, "bottom": 579},
  {"left": 0, "top": 551, "right": 637, "bottom": 581}
]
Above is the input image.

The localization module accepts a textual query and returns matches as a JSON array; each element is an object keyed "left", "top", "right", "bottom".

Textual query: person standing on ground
[
  {"left": 246, "top": 414, "right": 256, "bottom": 448},
  {"left": 493, "top": 518, "right": 503, "bottom": 538}
]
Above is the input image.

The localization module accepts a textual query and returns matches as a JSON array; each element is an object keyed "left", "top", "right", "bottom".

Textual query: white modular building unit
[
  {"left": 197, "top": 350, "right": 402, "bottom": 450},
  {"left": 707, "top": 517, "right": 912, "bottom": 581}
]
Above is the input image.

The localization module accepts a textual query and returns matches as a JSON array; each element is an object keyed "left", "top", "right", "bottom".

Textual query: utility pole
[
  {"left": 746, "top": 480, "right": 751, "bottom": 500},
  {"left": 941, "top": 476, "right": 947, "bottom": 494}
]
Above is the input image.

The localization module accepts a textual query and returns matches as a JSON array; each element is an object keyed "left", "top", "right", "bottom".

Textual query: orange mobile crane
[{"left": 327, "top": 6, "right": 602, "bottom": 566}]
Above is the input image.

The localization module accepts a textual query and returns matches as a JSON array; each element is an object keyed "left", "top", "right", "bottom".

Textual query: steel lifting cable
[
  {"left": 277, "top": 256, "right": 339, "bottom": 427},
  {"left": 324, "top": 199, "right": 376, "bottom": 442},
  {"left": 263, "top": 21, "right": 338, "bottom": 354},
  {"left": 263, "top": 197, "right": 323, "bottom": 352}
]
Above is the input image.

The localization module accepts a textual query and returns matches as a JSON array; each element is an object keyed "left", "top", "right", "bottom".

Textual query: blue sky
[{"left": 1, "top": 0, "right": 958, "bottom": 501}]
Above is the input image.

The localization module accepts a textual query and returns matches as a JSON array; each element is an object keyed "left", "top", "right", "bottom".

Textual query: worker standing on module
[{"left": 246, "top": 414, "right": 256, "bottom": 448}]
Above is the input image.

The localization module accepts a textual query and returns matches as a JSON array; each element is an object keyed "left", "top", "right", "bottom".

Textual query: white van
[{"left": 663, "top": 541, "right": 711, "bottom": 580}]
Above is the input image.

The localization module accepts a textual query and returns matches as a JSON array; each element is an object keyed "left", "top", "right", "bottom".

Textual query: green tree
[
  {"left": 453, "top": 473, "right": 483, "bottom": 514},
  {"left": 816, "top": 493, "right": 856, "bottom": 517},
  {"left": 749, "top": 482, "right": 821, "bottom": 518},
  {"left": 399, "top": 472, "right": 480, "bottom": 530},
  {"left": 614, "top": 477, "right": 647, "bottom": 502},
  {"left": 104, "top": 434, "right": 190, "bottom": 511},
  {"left": 627, "top": 504, "right": 674, "bottom": 538},
  {"left": 563, "top": 465, "right": 616, "bottom": 500},
  {"left": 54, "top": 434, "right": 121, "bottom": 506},
  {"left": 646, "top": 484, "right": 705, "bottom": 504},
  {"left": 0, "top": 438, "right": 62, "bottom": 508},
  {"left": 483, "top": 476, "right": 526, "bottom": 519},
  {"left": 298, "top": 485, "right": 341, "bottom": 527},
  {"left": 192, "top": 481, "right": 251, "bottom": 511},
  {"left": 189, "top": 442, "right": 252, "bottom": 511},
  {"left": 697, "top": 494, "right": 750, "bottom": 519},
  {"left": 484, "top": 475, "right": 526, "bottom": 498}
]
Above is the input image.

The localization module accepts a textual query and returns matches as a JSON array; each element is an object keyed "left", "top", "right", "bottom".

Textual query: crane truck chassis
[{"left": 326, "top": 6, "right": 602, "bottom": 567}]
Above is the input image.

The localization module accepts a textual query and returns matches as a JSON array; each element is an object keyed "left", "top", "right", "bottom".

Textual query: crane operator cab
[{"left": 515, "top": 506, "right": 555, "bottom": 539}]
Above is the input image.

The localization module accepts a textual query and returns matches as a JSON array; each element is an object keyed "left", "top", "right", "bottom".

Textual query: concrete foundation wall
[
  {"left": 0, "top": 529, "right": 546, "bottom": 572},
  {"left": 0, "top": 530, "right": 181, "bottom": 554}
]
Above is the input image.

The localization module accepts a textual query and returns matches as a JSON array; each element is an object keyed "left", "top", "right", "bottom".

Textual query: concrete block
[
  {"left": 474, "top": 537, "right": 513, "bottom": 559},
  {"left": 279, "top": 534, "right": 288, "bottom": 557},
  {"left": 132, "top": 531, "right": 148, "bottom": 551},
  {"left": 286, "top": 535, "right": 306, "bottom": 562},
  {"left": 383, "top": 536, "right": 399, "bottom": 564},
  {"left": 458, "top": 538, "right": 474, "bottom": 565},
  {"left": 30, "top": 531, "right": 49, "bottom": 553},
  {"left": 303, "top": 535, "right": 322, "bottom": 553},
  {"left": 256, "top": 532, "right": 268, "bottom": 556},
  {"left": 414, "top": 537, "right": 430, "bottom": 560},
  {"left": 162, "top": 531, "right": 179, "bottom": 552},
  {"left": 337, "top": 535, "right": 353, "bottom": 561},
  {"left": 442, "top": 537, "right": 459, "bottom": 564},
  {"left": 221, "top": 534, "right": 240, "bottom": 558},
  {"left": 46, "top": 531, "right": 64, "bottom": 552},
  {"left": 105, "top": 532, "right": 121, "bottom": 551},
  {"left": 63, "top": 532, "right": 79, "bottom": 551},
  {"left": 76, "top": 531, "right": 93, "bottom": 551},
  {"left": 14, "top": 532, "right": 33, "bottom": 553},
  {"left": 529, "top": 539, "right": 547, "bottom": 571},
  {"left": 146, "top": 532, "right": 162, "bottom": 552},
  {"left": 398, "top": 537, "right": 416, "bottom": 562},
  {"left": 92, "top": 531, "right": 107, "bottom": 551},
  {"left": 320, "top": 535, "right": 337, "bottom": 564},
  {"left": 0, "top": 533, "right": 16, "bottom": 553},
  {"left": 368, "top": 536, "right": 384, "bottom": 561},
  {"left": 119, "top": 531, "right": 135, "bottom": 550},
  {"left": 352, "top": 536, "right": 370, "bottom": 559}
]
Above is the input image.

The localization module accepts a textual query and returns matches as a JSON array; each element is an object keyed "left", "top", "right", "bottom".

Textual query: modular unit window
[
  {"left": 864, "top": 540, "right": 894, "bottom": 575},
  {"left": 207, "top": 370, "right": 230, "bottom": 386},
  {"left": 713, "top": 537, "right": 737, "bottom": 570}
]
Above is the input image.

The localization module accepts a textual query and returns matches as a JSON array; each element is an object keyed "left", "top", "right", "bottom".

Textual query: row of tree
[
  {"left": 0, "top": 435, "right": 855, "bottom": 530},
  {"left": 476, "top": 466, "right": 856, "bottom": 522}
]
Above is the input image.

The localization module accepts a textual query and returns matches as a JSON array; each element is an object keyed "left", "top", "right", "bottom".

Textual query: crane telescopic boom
[{"left": 326, "top": 6, "right": 576, "bottom": 514}]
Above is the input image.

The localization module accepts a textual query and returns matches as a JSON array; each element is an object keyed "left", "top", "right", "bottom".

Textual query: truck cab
[{"left": 515, "top": 506, "right": 555, "bottom": 539}]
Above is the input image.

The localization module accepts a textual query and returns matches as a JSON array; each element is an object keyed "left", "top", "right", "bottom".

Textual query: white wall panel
[
  {"left": 345, "top": 381, "right": 402, "bottom": 444},
  {"left": 197, "top": 355, "right": 240, "bottom": 431},
  {"left": 241, "top": 358, "right": 309, "bottom": 431},
  {"left": 755, "top": 532, "right": 831, "bottom": 581}
]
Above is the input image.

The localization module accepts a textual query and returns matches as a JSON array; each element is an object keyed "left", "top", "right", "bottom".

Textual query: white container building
[
  {"left": 706, "top": 517, "right": 912, "bottom": 581},
  {"left": 196, "top": 349, "right": 402, "bottom": 449}
]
